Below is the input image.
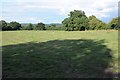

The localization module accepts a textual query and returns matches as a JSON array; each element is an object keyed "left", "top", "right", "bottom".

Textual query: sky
[{"left": 0, "top": 0, "right": 119, "bottom": 24}]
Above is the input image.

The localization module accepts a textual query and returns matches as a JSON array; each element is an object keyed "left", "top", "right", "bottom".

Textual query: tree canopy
[
  {"left": 7, "top": 21, "right": 21, "bottom": 30},
  {"left": 0, "top": 20, "right": 8, "bottom": 30},
  {"left": 88, "top": 15, "right": 107, "bottom": 30},
  {"left": 62, "top": 10, "right": 88, "bottom": 31},
  {"left": 34, "top": 22, "right": 46, "bottom": 30},
  {"left": 0, "top": 21, "right": 21, "bottom": 30},
  {"left": 108, "top": 17, "right": 120, "bottom": 30},
  {"left": 62, "top": 10, "right": 117, "bottom": 31}
]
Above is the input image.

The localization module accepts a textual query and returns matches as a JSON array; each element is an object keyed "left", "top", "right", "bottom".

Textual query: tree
[
  {"left": 69, "top": 10, "right": 86, "bottom": 18},
  {"left": 75, "top": 16, "right": 89, "bottom": 30},
  {"left": 34, "top": 22, "right": 46, "bottom": 30},
  {"left": 88, "top": 15, "right": 106, "bottom": 30},
  {"left": 62, "top": 18, "right": 70, "bottom": 31},
  {"left": 62, "top": 10, "right": 88, "bottom": 31},
  {"left": 7, "top": 21, "right": 21, "bottom": 30},
  {"left": 0, "top": 20, "right": 7, "bottom": 30},
  {"left": 108, "top": 17, "right": 120, "bottom": 30},
  {"left": 21, "top": 23, "right": 33, "bottom": 30},
  {"left": 89, "top": 15, "right": 96, "bottom": 20}
]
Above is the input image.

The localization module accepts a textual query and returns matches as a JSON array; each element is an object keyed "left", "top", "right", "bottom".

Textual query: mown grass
[{"left": 2, "top": 30, "right": 119, "bottom": 78}]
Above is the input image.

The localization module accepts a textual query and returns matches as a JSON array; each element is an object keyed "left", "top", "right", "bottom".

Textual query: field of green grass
[{"left": 2, "top": 30, "right": 119, "bottom": 78}]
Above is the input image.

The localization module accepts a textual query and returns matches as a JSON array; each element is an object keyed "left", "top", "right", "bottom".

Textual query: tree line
[
  {"left": 0, "top": 20, "right": 65, "bottom": 31},
  {"left": 0, "top": 21, "right": 46, "bottom": 31},
  {"left": 62, "top": 10, "right": 120, "bottom": 31},
  {"left": 0, "top": 10, "right": 119, "bottom": 31}
]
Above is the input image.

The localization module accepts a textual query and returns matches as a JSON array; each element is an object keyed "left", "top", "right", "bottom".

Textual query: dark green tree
[
  {"left": 108, "top": 17, "right": 120, "bottom": 30},
  {"left": 62, "top": 10, "right": 88, "bottom": 31},
  {"left": 0, "top": 20, "right": 8, "bottom": 30},
  {"left": 7, "top": 21, "right": 21, "bottom": 30},
  {"left": 34, "top": 22, "right": 46, "bottom": 30},
  {"left": 62, "top": 18, "right": 70, "bottom": 31},
  {"left": 69, "top": 10, "right": 86, "bottom": 18}
]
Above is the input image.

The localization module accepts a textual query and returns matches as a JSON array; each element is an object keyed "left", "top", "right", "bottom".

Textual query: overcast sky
[{"left": 0, "top": 0, "right": 119, "bottom": 24}]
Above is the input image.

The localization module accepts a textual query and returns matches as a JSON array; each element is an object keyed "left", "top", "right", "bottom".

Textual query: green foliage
[
  {"left": 7, "top": 21, "right": 21, "bottom": 30},
  {"left": 45, "top": 26, "right": 66, "bottom": 30},
  {"left": 69, "top": 10, "right": 86, "bottom": 18},
  {"left": 0, "top": 20, "right": 8, "bottom": 30},
  {"left": 62, "top": 10, "right": 89, "bottom": 31},
  {"left": 89, "top": 15, "right": 96, "bottom": 20},
  {"left": 21, "top": 23, "right": 33, "bottom": 30},
  {"left": 33, "top": 22, "right": 46, "bottom": 30},
  {"left": 0, "top": 20, "right": 21, "bottom": 30},
  {"left": 88, "top": 15, "right": 107, "bottom": 30},
  {"left": 108, "top": 17, "right": 120, "bottom": 30}
]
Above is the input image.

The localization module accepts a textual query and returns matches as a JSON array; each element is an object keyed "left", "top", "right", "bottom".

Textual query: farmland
[{"left": 2, "top": 30, "right": 119, "bottom": 78}]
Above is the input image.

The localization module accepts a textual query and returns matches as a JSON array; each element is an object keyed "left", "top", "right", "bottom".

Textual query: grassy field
[{"left": 2, "top": 30, "right": 119, "bottom": 78}]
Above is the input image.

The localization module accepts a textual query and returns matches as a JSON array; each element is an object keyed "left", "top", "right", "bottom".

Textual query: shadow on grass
[{"left": 2, "top": 39, "right": 116, "bottom": 78}]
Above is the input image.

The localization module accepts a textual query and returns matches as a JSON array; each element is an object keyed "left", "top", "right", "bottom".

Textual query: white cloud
[{"left": 1, "top": 17, "right": 45, "bottom": 23}]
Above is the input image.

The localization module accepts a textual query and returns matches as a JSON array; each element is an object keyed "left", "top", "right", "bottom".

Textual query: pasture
[{"left": 2, "top": 30, "right": 119, "bottom": 78}]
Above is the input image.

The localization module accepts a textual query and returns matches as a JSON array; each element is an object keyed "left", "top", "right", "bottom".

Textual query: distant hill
[
  {"left": 21, "top": 23, "right": 63, "bottom": 27},
  {"left": 46, "top": 23, "right": 63, "bottom": 27}
]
